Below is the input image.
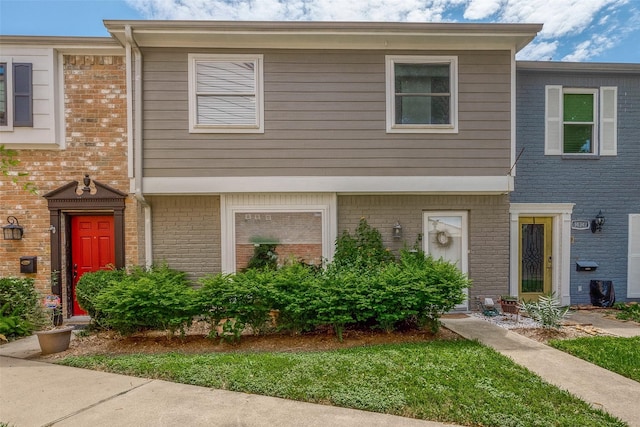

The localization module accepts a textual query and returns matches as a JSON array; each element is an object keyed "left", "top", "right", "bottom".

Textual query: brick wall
[
  {"left": 0, "top": 55, "right": 136, "bottom": 297},
  {"left": 148, "top": 195, "right": 221, "bottom": 283},
  {"left": 337, "top": 194, "right": 511, "bottom": 303}
]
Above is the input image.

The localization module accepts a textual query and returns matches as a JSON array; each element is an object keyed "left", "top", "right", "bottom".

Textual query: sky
[{"left": 0, "top": 0, "right": 639, "bottom": 62}]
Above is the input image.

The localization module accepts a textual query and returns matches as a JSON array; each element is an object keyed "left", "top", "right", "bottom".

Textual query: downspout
[{"left": 125, "top": 25, "right": 153, "bottom": 267}]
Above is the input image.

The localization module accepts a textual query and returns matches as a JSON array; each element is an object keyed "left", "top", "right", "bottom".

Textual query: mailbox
[
  {"left": 576, "top": 260, "right": 598, "bottom": 272},
  {"left": 20, "top": 256, "right": 37, "bottom": 274}
]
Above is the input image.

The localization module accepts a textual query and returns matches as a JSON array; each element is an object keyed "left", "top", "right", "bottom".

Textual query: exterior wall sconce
[
  {"left": 392, "top": 221, "right": 403, "bottom": 239},
  {"left": 3, "top": 216, "right": 24, "bottom": 240},
  {"left": 591, "top": 210, "right": 605, "bottom": 233}
]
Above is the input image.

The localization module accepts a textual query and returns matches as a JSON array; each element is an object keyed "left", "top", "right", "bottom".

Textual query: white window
[
  {"left": 545, "top": 85, "right": 617, "bottom": 156},
  {"left": 188, "top": 54, "right": 264, "bottom": 133},
  {"left": 386, "top": 55, "right": 457, "bottom": 133},
  {"left": 0, "top": 59, "right": 33, "bottom": 131},
  {"left": 221, "top": 194, "right": 337, "bottom": 273}
]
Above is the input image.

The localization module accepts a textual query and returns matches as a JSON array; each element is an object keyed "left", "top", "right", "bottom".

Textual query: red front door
[{"left": 71, "top": 216, "right": 115, "bottom": 315}]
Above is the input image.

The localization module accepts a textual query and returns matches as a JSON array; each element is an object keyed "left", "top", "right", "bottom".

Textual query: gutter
[{"left": 125, "top": 25, "right": 153, "bottom": 267}]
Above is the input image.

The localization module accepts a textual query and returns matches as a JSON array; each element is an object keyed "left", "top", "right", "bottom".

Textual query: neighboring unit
[
  {"left": 0, "top": 36, "right": 141, "bottom": 317},
  {"left": 513, "top": 61, "right": 640, "bottom": 305}
]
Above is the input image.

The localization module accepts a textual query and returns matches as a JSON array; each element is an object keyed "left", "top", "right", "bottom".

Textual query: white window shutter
[
  {"left": 600, "top": 86, "right": 617, "bottom": 156},
  {"left": 545, "top": 85, "right": 562, "bottom": 155}
]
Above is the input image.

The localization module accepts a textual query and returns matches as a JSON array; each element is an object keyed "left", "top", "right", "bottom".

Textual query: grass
[
  {"left": 614, "top": 303, "right": 640, "bottom": 323},
  {"left": 58, "top": 340, "right": 625, "bottom": 427},
  {"left": 549, "top": 336, "right": 640, "bottom": 382}
]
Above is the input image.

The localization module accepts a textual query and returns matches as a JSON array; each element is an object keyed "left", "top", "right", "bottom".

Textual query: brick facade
[
  {"left": 148, "top": 195, "right": 221, "bottom": 282},
  {"left": 0, "top": 55, "right": 137, "bottom": 305}
]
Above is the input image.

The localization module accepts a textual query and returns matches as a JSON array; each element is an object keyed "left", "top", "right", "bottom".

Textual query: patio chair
[{"left": 476, "top": 296, "right": 500, "bottom": 317}]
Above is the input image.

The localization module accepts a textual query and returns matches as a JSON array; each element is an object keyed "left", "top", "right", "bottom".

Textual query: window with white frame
[
  {"left": 0, "top": 60, "right": 33, "bottom": 130},
  {"left": 221, "top": 194, "right": 337, "bottom": 273},
  {"left": 188, "top": 54, "right": 263, "bottom": 133},
  {"left": 545, "top": 85, "right": 617, "bottom": 156},
  {"left": 386, "top": 56, "right": 457, "bottom": 133}
]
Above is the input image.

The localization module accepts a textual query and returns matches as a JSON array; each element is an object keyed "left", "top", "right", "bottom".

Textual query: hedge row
[{"left": 80, "top": 251, "right": 470, "bottom": 341}]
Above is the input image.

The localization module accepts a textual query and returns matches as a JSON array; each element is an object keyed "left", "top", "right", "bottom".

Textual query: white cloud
[
  {"left": 516, "top": 40, "right": 558, "bottom": 61},
  {"left": 126, "top": 0, "right": 468, "bottom": 21},
  {"left": 499, "top": 0, "right": 624, "bottom": 38},
  {"left": 124, "top": 0, "right": 637, "bottom": 62},
  {"left": 463, "top": 0, "right": 503, "bottom": 20}
]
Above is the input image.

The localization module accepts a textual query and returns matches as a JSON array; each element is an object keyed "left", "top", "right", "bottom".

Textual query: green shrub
[
  {"left": 198, "top": 269, "right": 275, "bottom": 340},
  {"left": 0, "top": 312, "right": 32, "bottom": 338},
  {"left": 333, "top": 218, "right": 394, "bottom": 269},
  {"left": 0, "top": 277, "right": 43, "bottom": 337},
  {"left": 245, "top": 243, "right": 278, "bottom": 271},
  {"left": 266, "top": 262, "right": 321, "bottom": 334},
  {"left": 94, "top": 265, "right": 197, "bottom": 337},
  {"left": 196, "top": 222, "right": 471, "bottom": 343},
  {"left": 75, "top": 268, "right": 127, "bottom": 328}
]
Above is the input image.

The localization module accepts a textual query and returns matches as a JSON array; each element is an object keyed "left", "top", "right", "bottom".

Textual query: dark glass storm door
[{"left": 518, "top": 217, "right": 552, "bottom": 301}]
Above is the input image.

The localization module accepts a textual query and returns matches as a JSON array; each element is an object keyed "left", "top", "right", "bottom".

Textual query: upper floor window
[
  {"left": 188, "top": 54, "right": 264, "bottom": 133},
  {"left": 545, "top": 85, "right": 617, "bottom": 157},
  {"left": 0, "top": 60, "right": 33, "bottom": 131},
  {"left": 386, "top": 56, "right": 458, "bottom": 133}
]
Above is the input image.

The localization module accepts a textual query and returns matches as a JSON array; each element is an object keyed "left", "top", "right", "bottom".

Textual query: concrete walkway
[{"left": 442, "top": 311, "right": 640, "bottom": 427}]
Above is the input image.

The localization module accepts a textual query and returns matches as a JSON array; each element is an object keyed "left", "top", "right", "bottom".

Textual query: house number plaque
[{"left": 571, "top": 220, "right": 590, "bottom": 230}]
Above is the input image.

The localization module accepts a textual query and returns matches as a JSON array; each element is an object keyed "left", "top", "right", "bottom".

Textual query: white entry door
[
  {"left": 423, "top": 211, "right": 469, "bottom": 310},
  {"left": 629, "top": 214, "right": 640, "bottom": 298}
]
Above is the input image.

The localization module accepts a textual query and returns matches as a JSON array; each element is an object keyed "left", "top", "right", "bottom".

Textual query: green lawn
[
  {"left": 58, "top": 340, "right": 624, "bottom": 427},
  {"left": 549, "top": 336, "right": 640, "bottom": 382}
]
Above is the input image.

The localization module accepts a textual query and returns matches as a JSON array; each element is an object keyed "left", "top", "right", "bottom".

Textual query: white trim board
[{"left": 143, "top": 176, "right": 514, "bottom": 195}]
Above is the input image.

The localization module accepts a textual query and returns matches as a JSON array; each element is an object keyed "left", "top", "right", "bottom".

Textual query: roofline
[
  {"left": 0, "top": 35, "right": 119, "bottom": 47},
  {"left": 103, "top": 20, "right": 543, "bottom": 33},
  {"left": 0, "top": 35, "right": 123, "bottom": 54},
  {"left": 104, "top": 20, "right": 542, "bottom": 52},
  {"left": 517, "top": 60, "right": 640, "bottom": 73}
]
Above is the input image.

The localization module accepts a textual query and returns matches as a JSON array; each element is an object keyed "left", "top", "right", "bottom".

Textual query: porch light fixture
[
  {"left": 3, "top": 216, "right": 24, "bottom": 240},
  {"left": 591, "top": 210, "right": 605, "bottom": 233},
  {"left": 392, "top": 221, "right": 403, "bottom": 239}
]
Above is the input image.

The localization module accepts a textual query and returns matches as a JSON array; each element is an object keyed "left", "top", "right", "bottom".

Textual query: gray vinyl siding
[{"left": 142, "top": 48, "right": 512, "bottom": 178}]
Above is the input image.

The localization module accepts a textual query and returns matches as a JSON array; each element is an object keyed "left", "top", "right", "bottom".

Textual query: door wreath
[{"left": 435, "top": 231, "right": 452, "bottom": 248}]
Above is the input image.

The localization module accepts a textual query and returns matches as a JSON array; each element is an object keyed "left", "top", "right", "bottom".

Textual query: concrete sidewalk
[
  {"left": 0, "top": 339, "right": 452, "bottom": 427},
  {"left": 442, "top": 312, "right": 640, "bottom": 427}
]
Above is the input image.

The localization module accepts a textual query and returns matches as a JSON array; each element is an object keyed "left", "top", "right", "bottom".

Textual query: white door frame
[
  {"left": 423, "top": 211, "right": 469, "bottom": 310},
  {"left": 509, "top": 203, "right": 574, "bottom": 305}
]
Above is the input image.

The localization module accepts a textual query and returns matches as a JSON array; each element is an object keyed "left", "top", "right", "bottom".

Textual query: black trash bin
[{"left": 589, "top": 280, "right": 615, "bottom": 307}]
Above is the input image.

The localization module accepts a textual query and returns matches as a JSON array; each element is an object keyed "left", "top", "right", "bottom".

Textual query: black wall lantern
[
  {"left": 3, "top": 216, "right": 24, "bottom": 240},
  {"left": 392, "top": 221, "right": 403, "bottom": 239},
  {"left": 591, "top": 210, "right": 605, "bottom": 233}
]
